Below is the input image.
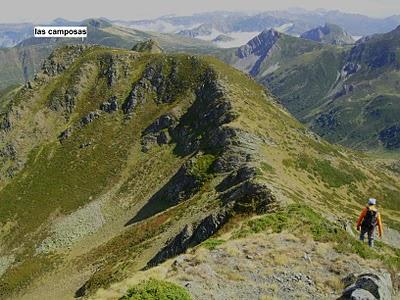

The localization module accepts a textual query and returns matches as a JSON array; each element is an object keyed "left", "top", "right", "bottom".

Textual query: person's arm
[
  {"left": 377, "top": 213, "right": 383, "bottom": 237},
  {"left": 356, "top": 207, "right": 367, "bottom": 230}
]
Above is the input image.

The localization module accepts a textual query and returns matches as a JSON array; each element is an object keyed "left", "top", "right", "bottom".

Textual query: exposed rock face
[
  {"left": 131, "top": 39, "right": 164, "bottom": 54},
  {"left": 0, "top": 113, "right": 12, "bottom": 132},
  {"left": 42, "top": 45, "right": 91, "bottom": 77},
  {"left": 235, "top": 29, "right": 281, "bottom": 76},
  {"left": 0, "top": 144, "right": 17, "bottom": 161},
  {"left": 219, "top": 180, "right": 275, "bottom": 214},
  {"left": 100, "top": 96, "right": 118, "bottom": 113},
  {"left": 340, "top": 272, "right": 393, "bottom": 300},
  {"left": 146, "top": 211, "right": 228, "bottom": 267},
  {"left": 48, "top": 87, "right": 78, "bottom": 114},
  {"left": 141, "top": 114, "right": 176, "bottom": 152},
  {"left": 80, "top": 111, "right": 101, "bottom": 126},
  {"left": 237, "top": 29, "right": 281, "bottom": 59},
  {"left": 100, "top": 54, "right": 117, "bottom": 86}
]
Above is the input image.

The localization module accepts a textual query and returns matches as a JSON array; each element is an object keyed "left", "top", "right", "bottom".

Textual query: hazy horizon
[{"left": 1, "top": 0, "right": 400, "bottom": 24}]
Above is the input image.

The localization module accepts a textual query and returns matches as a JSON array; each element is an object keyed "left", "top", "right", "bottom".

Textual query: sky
[{"left": 1, "top": 0, "right": 400, "bottom": 23}]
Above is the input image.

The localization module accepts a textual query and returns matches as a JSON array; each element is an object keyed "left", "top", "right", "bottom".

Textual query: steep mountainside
[
  {"left": 300, "top": 23, "right": 355, "bottom": 45},
  {"left": 0, "top": 45, "right": 399, "bottom": 300},
  {"left": 219, "top": 26, "right": 400, "bottom": 151}
]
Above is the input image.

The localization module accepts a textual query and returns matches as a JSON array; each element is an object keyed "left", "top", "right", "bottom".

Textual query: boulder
[{"left": 340, "top": 272, "right": 393, "bottom": 300}]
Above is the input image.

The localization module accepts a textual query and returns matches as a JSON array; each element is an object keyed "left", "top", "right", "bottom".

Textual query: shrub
[{"left": 120, "top": 278, "right": 192, "bottom": 300}]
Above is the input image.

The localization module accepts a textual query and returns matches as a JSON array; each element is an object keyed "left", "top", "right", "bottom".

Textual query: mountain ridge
[{"left": 0, "top": 45, "right": 399, "bottom": 299}]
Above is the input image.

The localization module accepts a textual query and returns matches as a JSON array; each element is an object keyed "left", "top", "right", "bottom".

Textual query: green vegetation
[
  {"left": 201, "top": 238, "right": 225, "bottom": 250},
  {"left": 260, "top": 162, "right": 275, "bottom": 174},
  {"left": 295, "top": 154, "right": 365, "bottom": 188},
  {"left": 188, "top": 154, "right": 216, "bottom": 181},
  {"left": 234, "top": 204, "right": 400, "bottom": 271},
  {"left": 120, "top": 279, "right": 192, "bottom": 300}
]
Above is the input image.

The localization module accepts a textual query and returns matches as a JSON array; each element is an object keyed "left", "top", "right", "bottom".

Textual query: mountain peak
[
  {"left": 301, "top": 23, "right": 355, "bottom": 45},
  {"left": 236, "top": 28, "right": 282, "bottom": 59}
]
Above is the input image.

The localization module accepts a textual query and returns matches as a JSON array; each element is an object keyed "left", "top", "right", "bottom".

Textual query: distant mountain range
[
  {"left": 0, "top": 19, "right": 219, "bottom": 92},
  {"left": 2, "top": 9, "right": 400, "bottom": 48},
  {"left": 219, "top": 25, "right": 400, "bottom": 151}
]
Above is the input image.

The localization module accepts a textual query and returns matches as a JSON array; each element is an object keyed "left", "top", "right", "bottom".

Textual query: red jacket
[{"left": 356, "top": 205, "right": 383, "bottom": 237}]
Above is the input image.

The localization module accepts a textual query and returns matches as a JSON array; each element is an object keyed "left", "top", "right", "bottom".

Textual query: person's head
[{"left": 368, "top": 198, "right": 377, "bottom": 206}]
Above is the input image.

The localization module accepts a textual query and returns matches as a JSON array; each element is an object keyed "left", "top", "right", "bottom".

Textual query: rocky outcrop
[
  {"left": 0, "top": 113, "right": 12, "bottom": 132},
  {"left": 146, "top": 211, "right": 228, "bottom": 267},
  {"left": 141, "top": 114, "right": 176, "bottom": 152},
  {"left": 0, "top": 143, "right": 17, "bottom": 161},
  {"left": 219, "top": 180, "right": 275, "bottom": 214},
  {"left": 100, "top": 54, "right": 117, "bottom": 86},
  {"left": 100, "top": 96, "right": 118, "bottom": 113},
  {"left": 42, "top": 45, "right": 91, "bottom": 77},
  {"left": 48, "top": 87, "right": 78, "bottom": 114},
  {"left": 80, "top": 111, "right": 101, "bottom": 126},
  {"left": 340, "top": 272, "right": 393, "bottom": 300},
  {"left": 131, "top": 39, "right": 164, "bottom": 54}
]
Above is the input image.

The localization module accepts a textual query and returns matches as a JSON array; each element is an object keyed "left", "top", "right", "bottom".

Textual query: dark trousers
[{"left": 359, "top": 226, "right": 375, "bottom": 247}]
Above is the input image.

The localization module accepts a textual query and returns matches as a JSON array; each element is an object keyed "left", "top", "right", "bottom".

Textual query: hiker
[{"left": 356, "top": 198, "right": 383, "bottom": 247}]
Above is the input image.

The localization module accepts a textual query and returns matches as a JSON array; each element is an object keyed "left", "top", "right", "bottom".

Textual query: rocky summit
[
  {"left": 300, "top": 23, "right": 355, "bottom": 45},
  {"left": 0, "top": 44, "right": 399, "bottom": 300}
]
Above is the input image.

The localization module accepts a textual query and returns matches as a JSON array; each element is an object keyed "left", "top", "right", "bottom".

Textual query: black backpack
[{"left": 362, "top": 207, "right": 378, "bottom": 229}]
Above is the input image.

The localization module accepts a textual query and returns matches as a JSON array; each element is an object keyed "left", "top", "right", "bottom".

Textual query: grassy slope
[{"left": 0, "top": 47, "right": 399, "bottom": 299}]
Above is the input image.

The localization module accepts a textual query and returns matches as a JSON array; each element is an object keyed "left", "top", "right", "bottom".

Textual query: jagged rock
[
  {"left": 210, "top": 128, "right": 259, "bottom": 172},
  {"left": 0, "top": 113, "right": 12, "bottom": 132},
  {"left": 216, "top": 165, "right": 257, "bottom": 192},
  {"left": 146, "top": 211, "right": 228, "bottom": 267},
  {"left": 100, "top": 96, "right": 118, "bottom": 113},
  {"left": 141, "top": 114, "right": 176, "bottom": 152},
  {"left": 101, "top": 56, "right": 117, "bottom": 86},
  {"left": 340, "top": 272, "right": 393, "bottom": 300},
  {"left": 80, "top": 111, "right": 101, "bottom": 126},
  {"left": 122, "top": 79, "right": 151, "bottom": 114},
  {"left": 237, "top": 29, "right": 280, "bottom": 59},
  {"left": 235, "top": 29, "right": 281, "bottom": 76},
  {"left": 49, "top": 87, "right": 78, "bottom": 114},
  {"left": 220, "top": 180, "right": 275, "bottom": 214},
  {"left": 341, "top": 62, "right": 361, "bottom": 78},
  {"left": 143, "top": 114, "right": 176, "bottom": 135},
  {"left": 0, "top": 144, "right": 17, "bottom": 161},
  {"left": 42, "top": 45, "right": 90, "bottom": 76}
]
